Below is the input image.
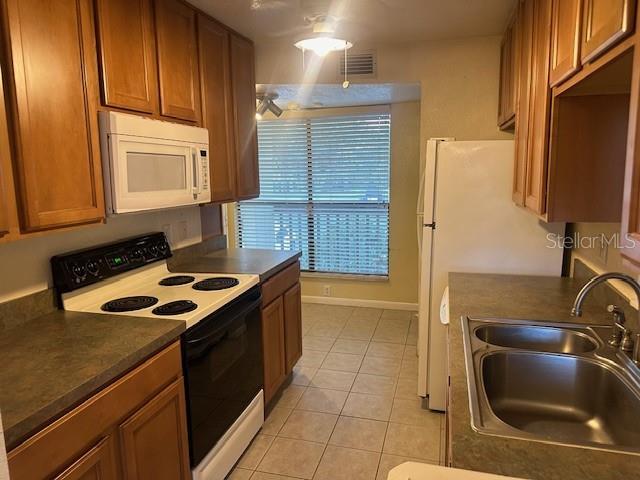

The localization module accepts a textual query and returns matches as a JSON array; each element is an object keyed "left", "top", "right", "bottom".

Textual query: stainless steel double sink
[{"left": 462, "top": 317, "right": 640, "bottom": 455}]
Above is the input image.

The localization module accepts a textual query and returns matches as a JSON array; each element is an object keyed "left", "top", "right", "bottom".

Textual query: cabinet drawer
[
  {"left": 261, "top": 261, "right": 300, "bottom": 306},
  {"left": 8, "top": 341, "right": 182, "bottom": 479}
]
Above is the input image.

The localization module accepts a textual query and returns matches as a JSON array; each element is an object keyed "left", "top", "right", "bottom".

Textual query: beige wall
[
  {"left": 570, "top": 223, "right": 635, "bottom": 275},
  {"left": 245, "top": 35, "right": 512, "bottom": 305},
  {"left": 0, "top": 207, "right": 202, "bottom": 303}
]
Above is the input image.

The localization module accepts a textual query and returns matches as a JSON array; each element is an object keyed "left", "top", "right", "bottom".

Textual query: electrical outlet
[
  {"left": 322, "top": 285, "right": 331, "bottom": 297},
  {"left": 597, "top": 235, "right": 608, "bottom": 264},
  {"left": 177, "top": 220, "right": 188, "bottom": 243}
]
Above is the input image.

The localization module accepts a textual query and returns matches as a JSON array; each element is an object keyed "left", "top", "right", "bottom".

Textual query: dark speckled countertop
[
  {"left": 171, "top": 247, "right": 301, "bottom": 282},
  {"left": 0, "top": 310, "right": 184, "bottom": 450},
  {"left": 448, "top": 272, "right": 640, "bottom": 480}
]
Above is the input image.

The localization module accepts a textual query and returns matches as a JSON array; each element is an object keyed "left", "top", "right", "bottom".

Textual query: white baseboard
[{"left": 302, "top": 295, "right": 418, "bottom": 311}]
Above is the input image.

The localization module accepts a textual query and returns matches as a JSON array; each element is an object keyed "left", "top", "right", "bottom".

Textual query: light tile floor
[{"left": 228, "top": 304, "right": 444, "bottom": 480}]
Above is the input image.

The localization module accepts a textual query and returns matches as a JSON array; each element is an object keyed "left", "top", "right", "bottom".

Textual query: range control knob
[
  {"left": 130, "top": 248, "right": 145, "bottom": 262},
  {"left": 157, "top": 242, "right": 168, "bottom": 254},
  {"left": 147, "top": 244, "right": 158, "bottom": 257},
  {"left": 86, "top": 260, "right": 100, "bottom": 276},
  {"left": 71, "top": 263, "right": 86, "bottom": 278}
]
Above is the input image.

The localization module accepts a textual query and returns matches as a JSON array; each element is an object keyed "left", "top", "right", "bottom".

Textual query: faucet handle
[
  {"left": 609, "top": 321, "right": 627, "bottom": 347},
  {"left": 621, "top": 327, "right": 635, "bottom": 353},
  {"left": 607, "top": 305, "right": 626, "bottom": 325},
  {"left": 633, "top": 334, "right": 640, "bottom": 365}
]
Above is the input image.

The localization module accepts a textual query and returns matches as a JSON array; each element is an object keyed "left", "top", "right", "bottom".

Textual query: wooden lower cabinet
[
  {"left": 262, "top": 296, "right": 287, "bottom": 404},
  {"left": 283, "top": 283, "right": 303, "bottom": 372},
  {"left": 261, "top": 262, "right": 302, "bottom": 404},
  {"left": 54, "top": 436, "right": 118, "bottom": 480},
  {"left": 8, "top": 342, "right": 189, "bottom": 480},
  {"left": 119, "top": 378, "right": 190, "bottom": 480}
]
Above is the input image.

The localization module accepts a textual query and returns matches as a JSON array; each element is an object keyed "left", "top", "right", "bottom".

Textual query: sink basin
[
  {"left": 483, "top": 351, "right": 640, "bottom": 448},
  {"left": 475, "top": 324, "right": 597, "bottom": 354},
  {"left": 462, "top": 317, "right": 640, "bottom": 454}
]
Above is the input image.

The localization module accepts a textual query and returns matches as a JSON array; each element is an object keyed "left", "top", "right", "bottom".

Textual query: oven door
[
  {"left": 182, "top": 287, "right": 264, "bottom": 467},
  {"left": 108, "top": 134, "right": 205, "bottom": 213}
]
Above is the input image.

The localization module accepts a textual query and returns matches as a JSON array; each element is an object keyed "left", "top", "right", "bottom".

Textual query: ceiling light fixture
[
  {"left": 294, "top": 15, "right": 352, "bottom": 57},
  {"left": 295, "top": 37, "right": 352, "bottom": 57},
  {"left": 256, "top": 93, "right": 283, "bottom": 119}
]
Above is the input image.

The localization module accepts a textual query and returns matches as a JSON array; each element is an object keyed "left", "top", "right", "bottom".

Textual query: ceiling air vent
[{"left": 339, "top": 51, "right": 377, "bottom": 78}]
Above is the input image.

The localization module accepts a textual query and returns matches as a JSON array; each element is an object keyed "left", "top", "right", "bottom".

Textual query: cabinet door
[
  {"left": 262, "top": 297, "right": 286, "bottom": 404},
  {"left": 622, "top": 45, "right": 640, "bottom": 265},
  {"left": 513, "top": 0, "right": 534, "bottom": 206},
  {"left": 119, "top": 378, "right": 190, "bottom": 480},
  {"left": 498, "top": 19, "right": 516, "bottom": 129},
  {"left": 95, "top": 0, "right": 158, "bottom": 113},
  {"left": 549, "top": 0, "right": 582, "bottom": 86},
  {"left": 283, "top": 283, "right": 302, "bottom": 373},
  {"left": 54, "top": 436, "right": 118, "bottom": 480},
  {"left": 198, "top": 15, "right": 236, "bottom": 202},
  {"left": 581, "top": 0, "right": 635, "bottom": 63},
  {"left": 231, "top": 34, "right": 260, "bottom": 200},
  {"left": 524, "top": 0, "right": 553, "bottom": 215},
  {"left": 154, "top": 0, "right": 201, "bottom": 122},
  {"left": 0, "top": 64, "right": 12, "bottom": 238},
  {"left": 3, "top": 0, "right": 105, "bottom": 231}
]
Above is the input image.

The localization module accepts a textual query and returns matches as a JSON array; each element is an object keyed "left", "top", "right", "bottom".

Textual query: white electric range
[
  {"left": 51, "top": 233, "right": 265, "bottom": 480},
  {"left": 61, "top": 262, "right": 258, "bottom": 329}
]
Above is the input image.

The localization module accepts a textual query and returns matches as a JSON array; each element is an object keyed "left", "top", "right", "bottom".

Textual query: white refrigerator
[{"left": 417, "top": 139, "right": 565, "bottom": 411}]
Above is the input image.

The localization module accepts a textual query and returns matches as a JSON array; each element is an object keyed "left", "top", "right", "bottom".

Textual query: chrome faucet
[{"left": 571, "top": 272, "right": 640, "bottom": 355}]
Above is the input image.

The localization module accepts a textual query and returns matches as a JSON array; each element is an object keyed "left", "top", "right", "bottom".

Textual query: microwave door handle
[{"left": 191, "top": 148, "right": 201, "bottom": 195}]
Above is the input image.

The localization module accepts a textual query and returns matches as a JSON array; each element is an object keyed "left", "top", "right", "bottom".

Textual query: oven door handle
[{"left": 185, "top": 296, "right": 262, "bottom": 346}]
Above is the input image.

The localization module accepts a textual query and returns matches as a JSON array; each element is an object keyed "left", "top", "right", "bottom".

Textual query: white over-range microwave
[{"left": 99, "top": 111, "right": 211, "bottom": 215}]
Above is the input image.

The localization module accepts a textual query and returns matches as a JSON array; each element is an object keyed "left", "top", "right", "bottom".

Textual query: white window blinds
[{"left": 236, "top": 112, "right": 391, "bottom": 276}]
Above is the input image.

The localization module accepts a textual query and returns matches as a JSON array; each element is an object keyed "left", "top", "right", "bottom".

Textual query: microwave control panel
[{"left": 200, "top": 149, "right": 209, "bottom": 192}]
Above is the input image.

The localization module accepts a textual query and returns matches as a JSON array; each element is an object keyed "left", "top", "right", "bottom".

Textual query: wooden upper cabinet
[
  {"left": 95, "top": 0, "right": 158, "bottom": 114},
  {"left": 230, "top": 34, "right": 260, "bottom": 200},
  {"left": 581, "top": 0, "right": 636, "bottom": 63},
  {"left": 119, "top": 378, "right": 191, "bottom": 480},
  {"left": 621, "top": 45, "right": 640, "bottom": 266},
  {"left": 0, "top": 160, "right": 9, "bottom": 238},
  {"left": 262, "top": 296, "right": 286, "bottom": 404},
  {"left": 198, "top": 15, "right": 237, "bottom": 202},
  {"left": 283, "top": 282, "right": 302, "bottom": 373},
  {"left": 2, "top": 0, "right": 105, "bottom": 231},
  {"left": 0, "top": 65, "right": 12, "bottom": 238},
  {"left": 498, "top": 16, "right": 516, "bottom": 129},
  {"left": 154, "top": 0, "right": 201, "bottom": 123},
  {"left": 54, "top": 436, "right": 118, "bottom": 480},
  {"left": 549, "top": 0, "right": 582, "bottom": 86},
  {"left": 513, "top": 0, "right": 535, "bottom": 206},
  {"left": 524, "top": 0, "right": 553, "bottom": 215}
]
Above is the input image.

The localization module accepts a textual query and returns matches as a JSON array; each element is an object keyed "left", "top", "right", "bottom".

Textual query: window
[{"left": 236, "top": 111, "right": 391, "bottom": 276}]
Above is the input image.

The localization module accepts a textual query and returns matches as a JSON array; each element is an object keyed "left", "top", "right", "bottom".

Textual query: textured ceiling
[
  {"left": 258, "top": 83, "right": 421, "bottom": 109},
  {"left": 188, "top": 0, "right": 516, "bottom": 45}
]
